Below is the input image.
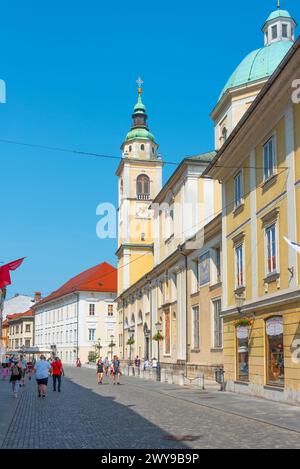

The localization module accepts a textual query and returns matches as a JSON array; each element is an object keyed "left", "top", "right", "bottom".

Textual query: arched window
[
  {"left": 131, "top": 313, "right": 135, "bottom": 325},
  {"left": 141, "top": 144, "right": 145, "bottom": 151},
  {"left": 136, "top": 174, "right": 150, "bottom": 200},
  {"left": 138, "top": 310, "right": 143, "bottom": 324}
]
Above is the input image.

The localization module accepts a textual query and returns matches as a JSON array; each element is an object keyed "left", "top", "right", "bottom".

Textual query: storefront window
[
  {"left": 236, "top": 326, "right": 249, "bottom": 381},
  {"left": 266, "top": 317, "right": 284, "bottom": 386}
]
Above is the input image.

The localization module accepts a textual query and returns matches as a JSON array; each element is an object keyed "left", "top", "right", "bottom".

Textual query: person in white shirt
[{"left": 34, "top": 355, "right": 52, "bottom": 399}]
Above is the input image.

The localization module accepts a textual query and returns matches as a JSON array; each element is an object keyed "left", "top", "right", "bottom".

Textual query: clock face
[{"left": 135, "top": 203, "right": 150, "bottom": 219}]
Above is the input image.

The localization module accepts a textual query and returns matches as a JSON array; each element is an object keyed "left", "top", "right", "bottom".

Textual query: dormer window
[
  {"left": 282, "top": 24, "right": 288, "bottom": 38},
  {"left": 272, "top": 25, "right": 278, "bottom": 39}
]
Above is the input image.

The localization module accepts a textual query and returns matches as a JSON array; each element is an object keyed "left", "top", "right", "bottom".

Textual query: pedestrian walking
[
  {"left": 151, "top": 358, "right": 158, "bottom": 369},
  {"left": 51, "top": 357, "right": 64, "bottom": 392},
  {"left": 19, "top": 355, "right": 27, "bottom": 387},
  {"left": 34, "top": 355, "right": 52, "bottom": 399},
  {"left": 10, "top": 361, "right": 22, "bottom": 398},
  {"left": 111, "top": 355, "right": 122, "bottom": 385},
  {"left": 96, "top": 357, "right": 104, "bottom": 384},
  {"left": 2, "top": 363, "right": 9, "bottom": 380},
  {"left": 104, "top": 356, "right": 109, "bottom": 376},
  {"left": 134, "top": 355, "right": 141, "bottom": 375},
  {"left": 76, "top": 357, "right": 81, "bottom": 367},
  {"left": 26, "top": 361, "right": 34, "bottom": 380}
]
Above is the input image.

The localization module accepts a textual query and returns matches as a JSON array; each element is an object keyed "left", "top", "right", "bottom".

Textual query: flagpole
[{"left": 0, "top": 287, "right": 6, "bottom": 359}]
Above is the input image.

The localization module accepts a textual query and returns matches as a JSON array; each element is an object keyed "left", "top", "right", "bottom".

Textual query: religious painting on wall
[{"left": 199, "top": 252, "right": 210, "bottom": 286}]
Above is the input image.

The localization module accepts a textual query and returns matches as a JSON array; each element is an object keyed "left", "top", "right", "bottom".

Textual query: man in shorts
[{"left": 34, "top": 355, "right": 51, "bottom": 398}]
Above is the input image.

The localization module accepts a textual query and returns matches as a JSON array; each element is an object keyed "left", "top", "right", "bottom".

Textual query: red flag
[{"left": 0, "top": 258, "right": 25, "bottom": 289}]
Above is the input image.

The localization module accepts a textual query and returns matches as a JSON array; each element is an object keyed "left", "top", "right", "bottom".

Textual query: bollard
[
  {"left": 139, "top": 369, "right": 144, "bottom": 379},
  {"left": 197, "top": 373, "right": 205, "bottom": 390},
  {"left": 149, "top": 368, "right": 154, "bottom": 380},
  {"left": 167, "top": 369, "right": 174, "bottom": 385},
  {"left": 160, "top": 368, "right": 166, "bottom": 383},
  {"left": 129, "top": 365, "right": 134, "bottom": 377},
  {"left": 145, "top": 368, "right": 150, "bottom": 380},
  {"left": 178, "top": 370, "right": 185, "bottom": 386}
]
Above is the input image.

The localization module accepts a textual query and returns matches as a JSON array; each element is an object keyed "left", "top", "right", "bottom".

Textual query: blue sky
[{"left": 0, "top": 0, "right": 297, "bottom": 298}]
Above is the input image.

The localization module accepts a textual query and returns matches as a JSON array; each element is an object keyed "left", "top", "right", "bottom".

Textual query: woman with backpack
[{"left": 10, "top": 360, "right": 22, "bottom": 398}]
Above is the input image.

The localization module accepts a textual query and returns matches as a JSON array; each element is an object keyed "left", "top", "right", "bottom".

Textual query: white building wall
[{"left": 34, "top": 290, "right": 117, "bottom": 364}]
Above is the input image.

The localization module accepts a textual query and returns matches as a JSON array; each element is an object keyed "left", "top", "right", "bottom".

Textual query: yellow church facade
[
  {"left": 115, "top": 7, "right": 300, "bottom": 400},
  {"left": 205, "top": 10, "right": 300, "bottom": 403}
]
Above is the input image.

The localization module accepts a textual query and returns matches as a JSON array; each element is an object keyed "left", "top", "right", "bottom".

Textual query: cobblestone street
[{"left": 1, "top": 366, "right": 300, "bottom": 449}]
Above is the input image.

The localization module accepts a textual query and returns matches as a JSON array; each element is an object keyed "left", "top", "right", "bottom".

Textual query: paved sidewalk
[{"left": 0, "top": 366, "right": 300, "bottom": 449}]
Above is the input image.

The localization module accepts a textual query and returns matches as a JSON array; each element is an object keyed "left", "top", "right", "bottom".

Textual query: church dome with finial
[
  {"left": 218, "top": 4, "right": 296, "bottom": 101},
  {"left": 125, "top": 79, "right": 156, "bottom": 143}
]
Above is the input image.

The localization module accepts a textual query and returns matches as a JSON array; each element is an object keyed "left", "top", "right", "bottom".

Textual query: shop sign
[
  {"left": 266, "top": 317, "right": 283, "bottom": 336},
  {"left": 236, "top": 325, "right": 248, "bottom": 339}
]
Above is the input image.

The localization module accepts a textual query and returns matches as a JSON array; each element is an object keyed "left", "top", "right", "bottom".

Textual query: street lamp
[
  {"left": 127, "top": 327, "right": 135, "bottom": 371},
  {"left": 109, "top": 335, "right": 115, "bottom": 360},
  {"left": 95, "top": 338, "right": 102, "bottom": 358},
  {"left": 154, "top": 321, "right": 163, "bottom": 381}
]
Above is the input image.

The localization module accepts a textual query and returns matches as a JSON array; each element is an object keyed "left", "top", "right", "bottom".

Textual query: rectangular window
[
  {"left": 263, "top": 136, "right": 275, "bottom": 180},
  {"left": 282, "top": 24, "right": 288, "bottom": 37},
  {"left": 272, "top": 25, "right": 278, "bottom": 39},
  {"left": 266, "top": 224, "right": 277, "bottom": 275},
  {"left": 89, "top": 304, "right": 95, "bottom": 316},
  {"left": 107, "top": 304, "right": 114, "bottom": 316},
  {"left": 234, "top": 171, "right": 243, "bottom": 208},
  {"left": 25, "top": 339, "right": 31, "bottom": 347},
  {"left": 199, "top": 252, "right": 210, "bottom": 286},
  {"left": 192, "top": 306, "right": 200, "bottom": 350},
  {"left": 88, "top": 328, "right": 96, "bottom": 342},
  {"left": 25, "top": 324, "right": 31, "bottom": 333},
  {"left": 235, "top": 244, "right": 244, "bottom": 288},
  {"left": 16, "top": 325, "right": 19, "bottom": 334},
  {"left": 266, "top": 317, "right": 284, "bottom": 386},
  {"left": 213, "top": 299, "right": 222, "bottom": 348}
]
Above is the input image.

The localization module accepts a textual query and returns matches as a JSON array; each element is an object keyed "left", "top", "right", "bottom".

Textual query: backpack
[{"left": 12, "top": 365, "right": 20, "bottom": 377}]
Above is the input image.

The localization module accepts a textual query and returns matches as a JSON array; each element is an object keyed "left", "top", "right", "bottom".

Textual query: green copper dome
[
  {"left": 124, "top": 87, "right": 156, "bottom": 143},
  {"left": 266, "top": 9, "right": 292, "bottom": 22},
  {"left": 219, "top": 40, "right": 293, "bottom": 100},
  {"left": 125, "top": 128, "right": 155, "bottom": 142}
]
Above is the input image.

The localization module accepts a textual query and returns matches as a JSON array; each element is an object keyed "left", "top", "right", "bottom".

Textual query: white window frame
[
  {"left": 212, "top": 298, "right": 223, "bottom": 349},
  {"left": 263, "top": 135, "right": 277, "bottom": 181},
  {"left": 265, "top": 222, "right": 279, "bottom": 277},
  {"left": 235, "top": 243, "right": 245, "bottom": 289},
  {"left": 88, "top": 328, "right": 96, "bottom": 342},
  {"left": 89, "top": 303, "right": 95, "bottom": 316},
  {"left": 192, "top": 305, "right": 200, "bottom": 350},
  {"left": 234, "top": 170, "right": 244, "bottom": 209}
]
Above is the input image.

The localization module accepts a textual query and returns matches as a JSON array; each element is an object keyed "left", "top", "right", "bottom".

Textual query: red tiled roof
[
  {"left": 7, "top": 310, "right": 34, "bottom": 321},
  {"left": 36, "top": 262, "right": 117, "bottom": 306}
]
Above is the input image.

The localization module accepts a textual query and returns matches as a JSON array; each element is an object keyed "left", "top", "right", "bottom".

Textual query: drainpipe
[
  {"left": 149, "top": 280, "right": 153, "bottom": 360},
  {"left": 75, "top": 293, "right": 79, "bottom": 361},
  {"left": 122, "top": 299, "right": 125, "bottom": 360}
]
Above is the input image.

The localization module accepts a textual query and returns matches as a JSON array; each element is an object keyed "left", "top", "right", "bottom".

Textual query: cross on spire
[
  {"left": 277, "top": 0, "right": 280, "bottom": 9},
  {"left": 136, "top": 77, "right": 144, "bottom": 95}
]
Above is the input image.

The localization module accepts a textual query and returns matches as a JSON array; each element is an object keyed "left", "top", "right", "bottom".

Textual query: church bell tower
[{"left": 116, "top": 79, "right": 163, "bottom": 295}]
